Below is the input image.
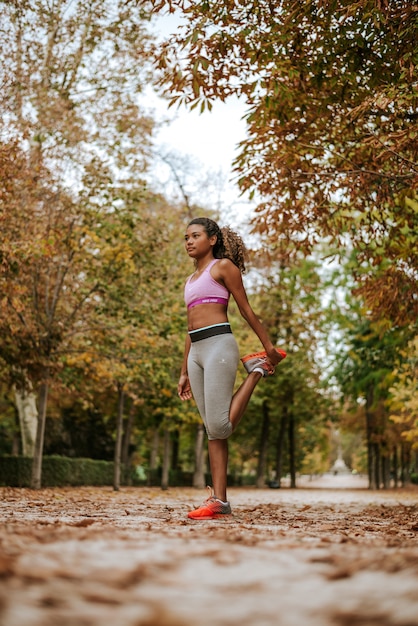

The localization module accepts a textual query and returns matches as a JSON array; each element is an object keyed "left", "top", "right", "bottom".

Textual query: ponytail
[{"left": 220, "top": 226, "right": 248, "bottom": 274}]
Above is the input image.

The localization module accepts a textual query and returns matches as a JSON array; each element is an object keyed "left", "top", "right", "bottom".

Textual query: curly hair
[{"left": 188, "top": 217, "right": 248, "bottom": 273}]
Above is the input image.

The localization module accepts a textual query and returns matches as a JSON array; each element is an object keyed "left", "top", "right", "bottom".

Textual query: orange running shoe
[
  {"left": 241, "top": 348, "right": 287, "bottom": 377},
  {"left": 188, "top": 489, "right": 232, "bottom": 520}
]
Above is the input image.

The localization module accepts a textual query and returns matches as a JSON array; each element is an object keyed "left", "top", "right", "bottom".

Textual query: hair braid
[{"left": 188, "top": 217, "right": 248, "bottom": 273}]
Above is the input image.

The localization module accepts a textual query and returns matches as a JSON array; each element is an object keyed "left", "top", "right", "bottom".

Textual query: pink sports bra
[{"left": 184, "top": 259, "right": 230, "bottom": 310}]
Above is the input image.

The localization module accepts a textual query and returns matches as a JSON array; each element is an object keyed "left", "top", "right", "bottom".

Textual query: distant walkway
[{"left": 289, "top": 472, "right": 369, "bottom": 489}]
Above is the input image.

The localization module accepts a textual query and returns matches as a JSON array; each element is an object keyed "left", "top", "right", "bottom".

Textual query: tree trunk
[
  {"left": 31, "top": 375, "right": 49, "bottom": 489},
  {"left": 113, "top": 383, "right": 125, "bottom": 492},
  {"left": 161, "top": 428, "right": 170, "bottom": 490},
  {"left": 392, "top": 446, "right": 398, "bottom": 488},
  {"left": 365, "top": 385, "right": 376, "bottom": 489},
  {"left": 256, "top": 400, "right": 269, "bottom": 488},
  {"left": 14, "top": 386, "right": 38, "bottom": 457},
  {"left": 288, "top": 411, "right": 296, "bottom": 488},
  {"left": 401, "top": 443, "right": 411, "bottom": 486},
  {"left": 374, "top": 442, "right": 381, "bottom": 490},
  {"left": 367, "top": 441, "right": 376, "bottom": 489},
  {"left": 150, "top": 429, "right": 159, "bottom": 470},
  {"left": 12, "top": 400, "right": 20, "bottom": 455},
  {"left": 275, "top": 407, "right": 288, "bottom": 488},
  {"left": 171, "top": 429, "right": 180, "bottom": 470},
  {"left": 193, "top": 424, "right": 206, "bottom": 489},
  {"left": 382, "top": 449, "right": 390, "bottom": 489},
  {"left": 121, "top": 400, "right": 135, "bottom": 467}
]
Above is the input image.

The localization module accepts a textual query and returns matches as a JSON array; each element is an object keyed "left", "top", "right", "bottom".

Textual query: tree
[
  {"left": 388, "top": 335, "right": 418, "bottom": 482},
  {"left": 0, "top": 0, "right": 158, "bottom": 486},
  {"left": 1, "top": 0, "right": 154, "bottom": 175},
  {"left": 152, "top": 0, "right": 418, "bottom": 325},
  {"left": 60, "top": 193, "right": 197, "bottom": 488},
  {"left": 334, "top": 305, "right": 412, "bottom": 488},
  {"left": 0, "top": 141, "right": 124, "bottom": 486},
  {"left": 231, "top": 244, "right": 332, "bottom": 487}
]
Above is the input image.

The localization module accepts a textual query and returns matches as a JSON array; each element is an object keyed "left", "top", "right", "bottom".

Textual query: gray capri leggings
[{"left": 187, "top": 332, "right": 240, "bottom": 440}]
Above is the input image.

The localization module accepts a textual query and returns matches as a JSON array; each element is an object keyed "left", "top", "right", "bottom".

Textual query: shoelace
[{"left": 202, "top": 487, "right": 223, "bottom": 508}]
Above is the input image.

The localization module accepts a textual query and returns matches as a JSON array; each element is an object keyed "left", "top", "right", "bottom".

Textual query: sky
[
  {"left": 145, "top": 11, "right": 251, "bottom": 225},
  {"left": 148, "top": 9, "right": 247, "bottom": 170},
  {"left": 152, "top": 93, "right": 248, "bottom": 173},
  {"left": 145, "top": 87, "right": 252, "bottom": 225}
]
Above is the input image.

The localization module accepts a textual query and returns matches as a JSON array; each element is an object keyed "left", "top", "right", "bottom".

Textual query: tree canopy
[{"left": 152, "top": 0, "right": 418, "bottom": 326}]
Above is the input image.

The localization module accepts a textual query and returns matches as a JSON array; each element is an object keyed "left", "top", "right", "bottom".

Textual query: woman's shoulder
[
  {"left": 212, "top": 257, "right": 240, "bottom": 277},
  {"left": 214, "top": 257, "right": 234, "bottom": 268}
]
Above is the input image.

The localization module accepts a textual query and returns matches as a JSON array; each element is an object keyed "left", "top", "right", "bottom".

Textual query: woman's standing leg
[{"left": 208, "top": 439, "right": 229, "bottom": 502}]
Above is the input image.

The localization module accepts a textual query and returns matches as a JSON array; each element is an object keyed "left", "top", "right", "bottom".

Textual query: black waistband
[{"left": 189, "top": 324, "right": 232, "bottom": 343}]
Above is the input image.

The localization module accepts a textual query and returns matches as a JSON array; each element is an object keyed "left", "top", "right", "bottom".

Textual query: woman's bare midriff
[{"left": 187, "top": 303, "right": 229, "bottom": 331}]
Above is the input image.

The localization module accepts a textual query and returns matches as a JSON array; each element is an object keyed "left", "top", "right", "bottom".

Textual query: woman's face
[{"left": 184, "top": 224, "right": 214, "bottom": 259}]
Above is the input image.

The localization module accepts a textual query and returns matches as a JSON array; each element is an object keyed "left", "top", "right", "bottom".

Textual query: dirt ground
[{"left": 1, "top": 475, "right": 417, "bottom": 626}]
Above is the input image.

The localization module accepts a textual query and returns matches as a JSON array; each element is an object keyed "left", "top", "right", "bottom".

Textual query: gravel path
[{"left": 1, "top": 479, "right": 417, "bottom": 626}]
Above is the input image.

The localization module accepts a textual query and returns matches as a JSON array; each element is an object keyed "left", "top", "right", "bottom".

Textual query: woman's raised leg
[{"left": 229, "top": 371, "right": 262, "bottom": 431}]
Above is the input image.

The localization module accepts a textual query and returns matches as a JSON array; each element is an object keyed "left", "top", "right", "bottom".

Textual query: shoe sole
[
  {"left": 187, "top": 513, "right": 232, "bottom": 520},
  {"left": 241, "top": 348, "right": 287, "bottom": 364}
]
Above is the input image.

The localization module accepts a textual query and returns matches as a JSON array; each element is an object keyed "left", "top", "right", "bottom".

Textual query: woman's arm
[
  {"left": 217, "top": 259, "right": 282, "bottom": 367},
  {"left": 178, "top": 333, "right": 193, "bottom": 400}
]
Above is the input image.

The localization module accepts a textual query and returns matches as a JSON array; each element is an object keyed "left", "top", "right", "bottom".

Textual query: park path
[{"left": 0, "top": 477, "right": 417, "bottom": 626}]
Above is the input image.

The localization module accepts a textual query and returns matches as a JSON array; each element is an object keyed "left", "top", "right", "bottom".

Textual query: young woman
[{"left": 178, "top": 217, "right": 286, "bottom": 519}]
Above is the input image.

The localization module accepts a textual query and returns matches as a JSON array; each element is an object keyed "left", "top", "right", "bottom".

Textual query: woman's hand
[
  {"left": 178, "top": 373, "right": 193, "bottom": 401},
  {"left": 266, "top": 347, "right": 284, "bottom": 368}
]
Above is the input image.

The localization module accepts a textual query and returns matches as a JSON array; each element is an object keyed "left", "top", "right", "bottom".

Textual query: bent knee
[{"left": 207, "top": 422, "right": 233, "bottom": 440}]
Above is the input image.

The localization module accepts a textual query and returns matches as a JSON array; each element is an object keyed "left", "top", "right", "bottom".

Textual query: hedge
[
  {"left": 0, "top": 456, "right": 202, "bottom": 488},
  {"left": 0, "top": 455, "right": 121, "bottom": 487},
  {"left": 0, "top": 456, "right": 254, "bottom": 488}
]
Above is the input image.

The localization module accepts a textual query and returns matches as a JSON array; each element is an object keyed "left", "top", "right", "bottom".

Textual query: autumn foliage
[{"left": 152, "top": 0, "right": 417, "bottom": 326}]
